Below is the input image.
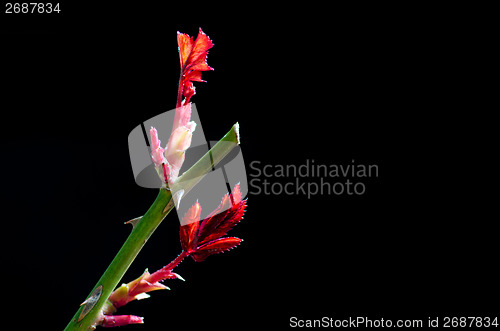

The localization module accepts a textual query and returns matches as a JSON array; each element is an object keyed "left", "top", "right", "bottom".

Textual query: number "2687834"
[{"left": 5, "top": 3, "right": 61, "bottom": 14}]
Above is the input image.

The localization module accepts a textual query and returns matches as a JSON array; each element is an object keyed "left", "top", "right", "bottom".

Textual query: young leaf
[
  {"left": 200, "top": 199, "right": 246, "bottom": 244},
  {"left": 179, "top": 202, "right": 201, "bottom": 252},
  {"left": 177, "top": 28, "right": 214, "bottom": 105},
  {"left": 191, "top": 237, "right": 243, "bottom": 262},
  {"left": 230, "top": 183, "right": 242, "bottom": 204},
  {"left": 197, "top": 193, "right": 232, "bottom": 244},
  {"left": 197, "top": 183, "right": 246, "bottom": 244},
  {"left": 181, "top": 28, "right": 214, "bottom": 72}
]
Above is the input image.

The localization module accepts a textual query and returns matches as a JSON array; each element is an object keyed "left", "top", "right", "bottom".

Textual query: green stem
[
  {"left": 64, "top": 189, "right": 173, "bottom": 330},
  {"left": 171, "top": 122, "right": 240, "bottom": 197},
  {"left": 64, "top": 123, "right": 240, "bottom": 330}
]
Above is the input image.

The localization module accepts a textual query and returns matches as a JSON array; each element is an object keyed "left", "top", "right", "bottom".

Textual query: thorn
[
  {"left": 163, "top": 198, "right": 175, "bottom": 213},
  {"left": 125, "top": 216, "right": 142, "bottom": 228},
  {"left": 78, "top": 285, "right": 102, "bottom": 322}
]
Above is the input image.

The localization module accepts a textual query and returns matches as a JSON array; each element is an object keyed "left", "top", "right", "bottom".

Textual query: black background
[{"left": 1, "top": 3, "right": 496, "bottom": 330}]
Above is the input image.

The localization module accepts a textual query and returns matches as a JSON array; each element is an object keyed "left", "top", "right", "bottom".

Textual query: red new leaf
[
  {"left": 197, "top": 184, "right": 247, "bottom": 245},
  {"left": 177, "top": 33, "right": 194, "bottom": 69},
  {"left": 180, "top": 28, "right": 213, "bottom": 72},
  {"left": 179, "top": 202, "right": 201, "bottom": 252},
  {"left": 230, "top": 183, "right": 242, "bottom": 204},
  {"left": 191, "top": 237, "right": 243, "bottom": 262},
  {"left": 177, "top": 28, "right": 214, "bottom": 106},
  {"left": 200, "top": 200, "right": 247, "bottom": 245},
  {"left": 197, "top": 192, "right": 232, "bottom": 243},
  {"left": 179, "top": 184, "right": 246, "bottom": 263}
]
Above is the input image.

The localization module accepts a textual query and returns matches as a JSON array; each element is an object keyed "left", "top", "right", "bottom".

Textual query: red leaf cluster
[
  {"left": 109, "top": 185, "right": 247, "bottom": 313},
  {"left": 180, "top": 183, "right": 247, "bottom": 261},
  {"left": 177, "top": 28, "right": 214, "bottom": 106}
]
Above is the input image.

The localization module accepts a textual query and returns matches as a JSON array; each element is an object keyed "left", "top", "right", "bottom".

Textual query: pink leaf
[
  {"left": 150, "top": 127, "right": 166, "bottom": 167},
  {"left": 101, "top": 315, "right": 144, "bottom": 328}
]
